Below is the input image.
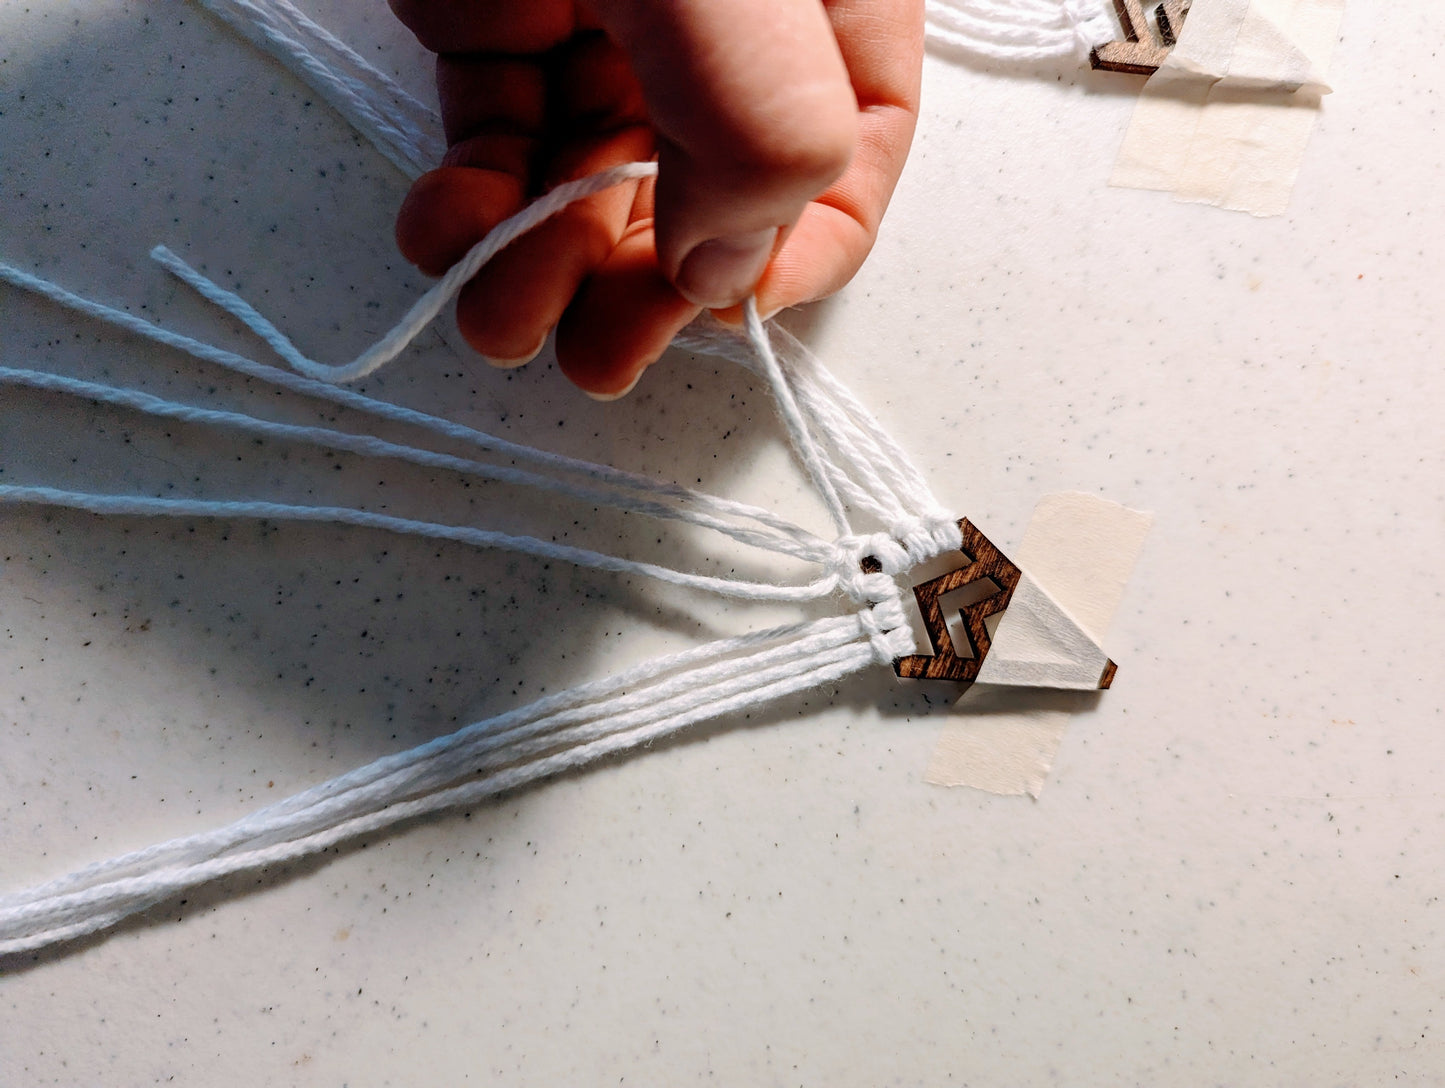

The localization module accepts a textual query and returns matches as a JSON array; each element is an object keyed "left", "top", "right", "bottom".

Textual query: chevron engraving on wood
[
  {"left": 1090, "top": 0, "right": 1192, "bottom": 75},
  {"left": 893, "top": 519, "right": 1023, "bottom": 682}
]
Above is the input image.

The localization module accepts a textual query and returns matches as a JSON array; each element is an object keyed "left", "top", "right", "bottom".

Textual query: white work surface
[{"left": 3, "top": 3, "right": 1443, "bottom": 1084}]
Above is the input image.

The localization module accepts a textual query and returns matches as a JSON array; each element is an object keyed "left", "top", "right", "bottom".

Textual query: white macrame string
[
  {"left": 0, "top": 2, "right": 972, "bottom": 956},
  {"left": 1, "top": 610, "right": 908, "bottom": 955},
  {"left": 3, "top": 611, "right": 885, "bottom": 911},
  {"left": 0, "top": 247, "right": 956, "bottom": 594},
  {"left": 150, "top": 162, "right": 659, "bottom": 384},
  {"left": 925, "top": 0, "right": 1118, "bottom": 62},
  {"left": 0, "top": 228, "right": 957, "bottom": 955},
  {"left": 0, "top": 366, "right": 830, "bottom": 564},
  {"left": 0, "top": 192, "right": 957, "bottom": 954},
  {"left": 196, "top": 0, "right": 444, "bottom": 178},
  {"left": 0, "top": 265, "right": 822, "bottom": 554}
]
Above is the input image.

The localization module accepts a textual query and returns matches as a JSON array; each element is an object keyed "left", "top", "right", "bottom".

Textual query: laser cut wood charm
[
  {"left": 892, "top": 519, "right": 1023, "bottom": 682},
  {"left": 1090, "top": 0, "right": 1192, "bottom": 75}
]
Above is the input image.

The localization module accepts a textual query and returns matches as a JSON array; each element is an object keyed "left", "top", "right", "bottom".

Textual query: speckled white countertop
[{"left": 2, "top": 2, "right": 1443, "bottom": 1084}]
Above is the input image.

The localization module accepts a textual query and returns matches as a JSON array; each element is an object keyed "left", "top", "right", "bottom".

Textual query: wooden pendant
[
  {"left": 1090, "top": 0, "right": 1192, "bottom": 75},
  {"left": 889, "top": 519, "right": 1023, "bottom": 682}
]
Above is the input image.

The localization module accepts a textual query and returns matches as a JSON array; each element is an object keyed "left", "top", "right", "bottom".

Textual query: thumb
[{"left": 595, "top": 0, "right": 858, "bottom": 308}]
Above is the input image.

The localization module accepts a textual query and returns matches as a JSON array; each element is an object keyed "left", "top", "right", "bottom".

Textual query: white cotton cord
[
  {"left": 0, "top": 367, "right": 831, "bottom": 564},
  {"left": 152, "top": 154, "right": 896, "bottom": 544},
  {"left": 818, "top": 464, "right": 908, "bottom": 529},
  {"left": 925, "top": 0, "right": 1103, "bottom": 60},
  {"left": 151, "top": 160, "right": 659, "bottom": 384},
  {"left": 0, "top": 0, "right": 962, "bottom": 955},
  {"left": 672, "top": 320, "right": 912, "bottom": 523},
  {"left": 0, "top": 485, "right": 844, "bottom": 604},
  {"left": 0, "top": 640, "right": 885, "bottom": 953},
  {"left": 46, "top": 233, "right": 936, "bottom": 570},
  {"left": 0, "top": 261, "right": 823, "bottom": 555},
  {"left": 742, "top": 300, "right": 853, "bottom": 538},
  {"left": 0, "top": 257, "right": 951, "bottom": 955},
  {"left": 924, "top": 0, "right": 1116, "bottom": 61},
  {"left": 790, "top": 395, "right": 914, "bottom": 525},
  {"left": 0, "top": 613, "right": 867, "bottom": 917},
  {"left": 232, "top": 615, "right": 884, "bottom": 846},
  {"left": 264, "top": 619, "right": 890, "bottom": 839},
  {"left": 1058, "top": 0, "right": 1121, "bottom": 56},
  {"left": 0, "top": 609, "right": 908, "bottom": 954},
  {"left": 671, "top": 327, "right": 907, "bottom": 528},
  {"left": 674, "top": 320, "right": 956, "bottom": 542},
  {"left": 782, "top": 335, "right": 946, "bottom": 519},
  {"left": 769, "top": 332, "right": 961, "bottom": 557},
  {"left": 0, "top": 618, "right": 831, "bottom": 903},
  {"left": 758, "top": 322, "right": 944, "bottom": 525},
  {"left": 676, "top": 323, "right": 963, "bottom": 577},
  {"left": 194, "top": 0, "right": 443, "bottom": 177},
  {"left": 931, "top": 1, "right": 1077, "bottom": 43}
]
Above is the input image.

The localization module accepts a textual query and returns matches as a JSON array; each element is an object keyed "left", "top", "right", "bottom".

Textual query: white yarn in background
[{"left": 196, "top": 0, "right": 445, "bottom": 177}]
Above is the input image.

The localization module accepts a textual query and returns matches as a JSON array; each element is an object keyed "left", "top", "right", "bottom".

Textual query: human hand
[{"left": 389, "top": 0, "right": 923, "bottom": 398}]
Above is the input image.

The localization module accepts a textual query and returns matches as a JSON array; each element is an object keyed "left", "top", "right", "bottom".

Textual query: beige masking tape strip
[
  {"left": 1110, "top": 0, "right": 1346, "bottom": 216},
  {"left": 924, "top": 493, "right": 1152, "bottom": 797},
  {"left": 1006, "top": 492, "right": 1155, "bottom": 643},
  {"left": 925, "top": 689, "right": 1087, "bottom": 800}
]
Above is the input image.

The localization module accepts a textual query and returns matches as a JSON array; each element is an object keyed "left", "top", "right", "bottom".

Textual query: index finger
[{"left": 387, "top": 0, "right": 578, "bottom": 54}]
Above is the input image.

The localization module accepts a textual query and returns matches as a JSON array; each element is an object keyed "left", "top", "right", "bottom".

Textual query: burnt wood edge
[{"left": 861, "top": 519, "right": 1121, "bottom": 690}]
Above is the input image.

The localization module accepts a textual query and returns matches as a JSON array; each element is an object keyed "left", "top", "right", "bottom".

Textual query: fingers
[
  {"left": 392, "top": 49, "right": 542, "bottom": 357},
  {"left": 396, "top": 21, "right": 656, "bottom": 364},
  {"left": 435, "top": 53, "right": 545, "bottom": 176},
  {"left": 394, "top": 44, "right": 545, "bottom": 273},
  {"left": 395, "top": 166, "right": 526, "bottom": 276},
  {"left": 451, "top": 31, "right": 654, "bottom": 363},
  {"left": 391, "top": 0, "right": 923, "bottom": 397},
  {"left": 594, "top": 0, "right": 860, "bottom": 308},
  {"left": 551, "top": 179, "right": 704, "bottom": 400},
  {"left": 452, "top": 123, "right": 653, "bottom": 363},
  {"left": 556, "top": 220, "right": 701, "bottom": 399},
  {"left": 552, "top": 0, "right": 923, "bottom": 396},
  {"left": 388, "top": 0, "right": 574, "bottom": 53}
]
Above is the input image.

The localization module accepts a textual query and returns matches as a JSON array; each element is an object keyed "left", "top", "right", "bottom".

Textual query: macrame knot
[
  {"left": 1064, "top": 0, "right": 1117, "bottom": 54},
  {"left": 833, "top": 532, "right": 909, "bottom": 577},
  {"left": 829, "top": 518, "right": 959, "bottom": 606},
  {"left": 856, "top": 594, "right": 912, "bottom": 666},
  {"left": 835, "top": 568, "right": 898, "bottom": 606},
  {"left": 890, "top": 514, "right": 963, "bottom": 568},
  {"left": 829, "top": 535, "right": 907, "bottom": 609}
]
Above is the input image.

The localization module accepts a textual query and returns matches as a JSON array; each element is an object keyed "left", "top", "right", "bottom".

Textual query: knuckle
[{"left": 726, "top": 93, "right": 857, "bottom": 192}]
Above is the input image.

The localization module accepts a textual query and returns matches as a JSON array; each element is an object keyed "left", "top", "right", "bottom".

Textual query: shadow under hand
[{"left": 0, "top": 0, "right": 903, "bottom": 964}]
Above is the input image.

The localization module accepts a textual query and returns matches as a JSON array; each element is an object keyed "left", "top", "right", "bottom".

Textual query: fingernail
[
  {"left": 582, "top": 370, "right": 643, "bottom": 402},
  {"left": 483, "top": 334, "right": 547, "bottom": 369},
  {"left": 675, "top": 227, "right": 777, "bottom": 309}
]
